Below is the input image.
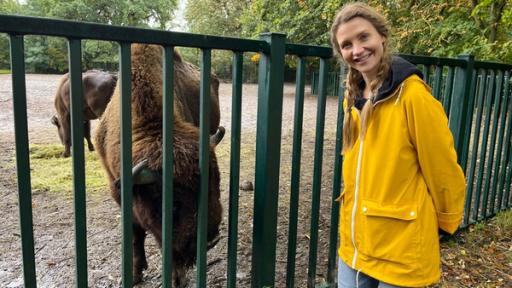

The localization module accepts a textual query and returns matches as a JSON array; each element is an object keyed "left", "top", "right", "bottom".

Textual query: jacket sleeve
[{"left": 404, "top": 79, "right": 466, "bottom": 234}]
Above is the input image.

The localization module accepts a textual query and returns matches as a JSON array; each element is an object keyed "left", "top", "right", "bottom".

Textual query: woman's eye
[
  {"left": 360, "top": 34, "right": 368, "bottom": 41},
  {"left": 341, "top": 43, "right": 352, "bottom": 49}
]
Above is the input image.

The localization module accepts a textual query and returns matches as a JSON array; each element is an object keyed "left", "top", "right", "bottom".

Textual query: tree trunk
[{"left": 488, "top": 0, "right": 506, "bottom": 43}]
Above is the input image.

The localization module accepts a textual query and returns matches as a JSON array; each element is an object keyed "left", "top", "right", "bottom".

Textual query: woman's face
[{"left": 336, "top": 17, "right": 385, "bottom": 82}]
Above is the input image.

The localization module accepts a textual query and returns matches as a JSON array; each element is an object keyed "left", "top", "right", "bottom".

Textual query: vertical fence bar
[
  {"left": 474, "top": 70, "right": 495, "bottom": 220},
  {"left": 443, "top": 67, "right": 455, "bottom": 116},
  {"left": 197, "top": 48, "right": 211, "bottom": 288},
  {"left": 67, "top": 38, "right": 88, "bottom": 288},
  {"left": 119, "top": 42, "right": 133, "bottom": 288},
  {"left": 450, "top": 55, "right": 474, "bottom": 165},
  {"left": 461, "top": 69, "right": 479, "bottom": 174},
  {"left": 327, "top": 65, "right": 345, "bottom": 286},
  {"left": 466, "top": 71, "right": 487, "bottom": 223},
  {"left": 251, "top": 33, "right": 285, "bottom": 288},
  {"left": 227, "top": 51, "right": 243, "bottom": 288},
  {"left": 480, "top": 70, "right": 498, "bottom": 218},
  {"left": 505, "top": 71, "right": 512, "bottom": 208},
  {"left": 312, "top": 72, "right": 317, "bottom": 95},
  {"left": 307, "top": 58, "right": 328, "bottom": 288},
  {"left": 162, "top": 46, "right": 175, "bottom": 288},
  {"left": 497, "top": 71, "right": 511, "bottom": 210},
  {"left": 432, "top": 65, "right": 443, "bottom": 100},
  {"left": 285, "top": 56, "right": 306, "bottom": 288},
  {"left": 9, "top": 34, "right": 37, "bottom": 288},
  {"left": 488, "top": 71, "right": 505, "bottom": 215},
  {"left": 422, "top": 65, "right": 430, "bottom": 83}
]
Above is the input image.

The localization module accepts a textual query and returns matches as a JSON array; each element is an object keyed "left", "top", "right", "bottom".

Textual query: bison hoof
[
  {"left": 133, "top": 272, "right": 143, "bottom": 285},
  {"left": 62, "top": 151, "right": 70, "bottom": 158},
  {"left": 88, "top": 145, "right": 95, "bottom": 152}
]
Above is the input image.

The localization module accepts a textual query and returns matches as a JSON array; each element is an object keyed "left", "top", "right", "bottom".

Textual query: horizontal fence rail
[{"left": 2, "top": 13, "right": 511, "bottom": 288}]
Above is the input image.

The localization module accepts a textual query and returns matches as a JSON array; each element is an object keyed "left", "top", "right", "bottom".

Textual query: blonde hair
[{"left": 330, "top": 2, "right": 392, "bottom": 153}]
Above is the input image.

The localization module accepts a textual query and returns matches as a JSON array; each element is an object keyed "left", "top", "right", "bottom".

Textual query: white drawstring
[
  {"left": 356, "top": 270, "right": 361, "bottom": 288},
  {"left": 393, "top": 83, "right": 405, "bottom": 105}
]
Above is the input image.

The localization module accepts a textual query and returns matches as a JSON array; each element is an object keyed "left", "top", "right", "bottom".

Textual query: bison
[
  {"left": 51, "top": 70, "right": 117, "bottom": 157},
  {"left": 94, "top": 44, "right": 223, "bottom": 287}
]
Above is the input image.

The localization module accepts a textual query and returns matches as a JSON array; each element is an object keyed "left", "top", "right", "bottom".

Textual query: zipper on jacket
[
  {"left": 373, "top": 83, "right": 403, "bottom": 107},
  {"left": 351, "top": 139, "right": 364, "bottom": 268}
]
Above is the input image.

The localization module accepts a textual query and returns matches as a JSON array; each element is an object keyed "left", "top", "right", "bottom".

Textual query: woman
[{"left": 330, "top": 3, "right": 466, "bottom": 287}]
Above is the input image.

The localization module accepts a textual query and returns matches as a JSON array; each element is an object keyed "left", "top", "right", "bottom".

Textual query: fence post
[
  {"left": 449, "top": 54, "right": 474, "bottom": 167},
  {"left": 9, "top": 34, "right": 37, "bottom": 288},
  {"left": 251, "top": 32, "right": 286, "bottom": 288}
]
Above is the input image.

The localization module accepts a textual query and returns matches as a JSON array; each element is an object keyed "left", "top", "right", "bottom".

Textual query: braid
[{"left": 342, "top": 67, "right": 363, "bottom": 153}]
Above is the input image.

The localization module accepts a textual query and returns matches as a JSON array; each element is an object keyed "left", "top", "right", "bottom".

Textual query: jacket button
[
  {"left": 410, "top": 211, "right": 415, "bottom": 217},
  {"left": 362, "top": 206, "right": 367, "bottom": 213}
]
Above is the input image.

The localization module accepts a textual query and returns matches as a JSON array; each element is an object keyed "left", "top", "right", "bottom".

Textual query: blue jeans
[{"left": 338, "top": 259, "right": 403, "bottom": 288}]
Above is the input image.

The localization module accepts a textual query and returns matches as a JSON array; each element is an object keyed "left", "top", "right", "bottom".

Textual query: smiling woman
[{"left": 329, "top": 2, "right": 466, "bottom": 288}]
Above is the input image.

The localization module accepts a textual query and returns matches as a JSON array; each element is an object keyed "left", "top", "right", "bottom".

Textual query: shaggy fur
[
  {"left": 51, "top": 70, "right": 117, "bottom": 157},
  {"left": 94, "top": 44, "right": 222, "bottom": 287},
  {"left": 172, "top": 48, "right": 221, "bottom": 135}
]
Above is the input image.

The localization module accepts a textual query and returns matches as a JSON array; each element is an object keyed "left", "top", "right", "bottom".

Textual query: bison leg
[
  {"left": 173, "top": 265, "right": 189, "bottom": 288},
  {"left": 84, "top": 120, "right": 94, "bottom": 152},
  {"left": 133, "top": 223, "right": 148, "bottom": 284},
  {"left": 62, "top": 146, "right": 71, "bottom": 158}
]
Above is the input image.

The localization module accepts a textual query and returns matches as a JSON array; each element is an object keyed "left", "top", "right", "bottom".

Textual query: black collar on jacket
[{"left": 354, "top": 56, "right": 423, "bottom": 110}]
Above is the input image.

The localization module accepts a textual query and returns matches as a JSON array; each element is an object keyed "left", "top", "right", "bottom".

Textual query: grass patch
[
  {"left": 0, "top": 69, "right": 11, "bottom": 74},
  {"left": 27, "top": 144, "right": 108, "bottom": 195},
  {"left": 494, "top": 209, "right": 512, "bottom": 230}
]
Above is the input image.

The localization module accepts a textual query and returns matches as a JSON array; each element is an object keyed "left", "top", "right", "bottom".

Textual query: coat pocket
[{"left": 360, "top": 200, "right": 419, "bottom": 263}]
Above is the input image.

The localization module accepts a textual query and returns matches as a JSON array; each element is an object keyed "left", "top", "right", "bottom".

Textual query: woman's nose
[{"left": 353, "top": 43, "right": 364, "bottom": 56}]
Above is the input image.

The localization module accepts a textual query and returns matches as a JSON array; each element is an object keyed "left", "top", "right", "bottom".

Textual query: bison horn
[
  {"left": 210, "top": 126, "right": 225, "bottom": 146},
  {"left": 51, "top": 115, "right": 59, "bottom": 127},
  {"left": 132, "top": 159, "right": 158, "bottom": 185}
]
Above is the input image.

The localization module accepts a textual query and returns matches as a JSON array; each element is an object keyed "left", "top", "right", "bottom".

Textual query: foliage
[
  {"left": 186, "top": 0, "right": 512, "bottom": 64},
  {"left": 185, "top": 0, "right": 249, "bottom": 36},
  {"left": 0, "top": 0, "right": 178, "bottom": 72},
  {"left": 383, "top": 0, "right": 512, "bottom": 62},
  {"left": 184, "top": 0, "right": 260, "bottom": 81},
  {"left": 1, "top": 0, "right": 511, "bottom": 73}
]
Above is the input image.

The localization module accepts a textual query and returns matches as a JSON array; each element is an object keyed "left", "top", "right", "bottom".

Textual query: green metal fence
[
  {"left": 3, "top": 13, "right": 511, "bottom": 288},
  {"left": 312, "top": 55, "right": 512, "bottom": 227},
  {"left": 1, "top": 15, "right": 340, "bottom": 288}
]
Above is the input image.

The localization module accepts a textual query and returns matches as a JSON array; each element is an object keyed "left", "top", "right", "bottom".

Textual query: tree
[
  {"left": 0, "top": 0, "right": 22, "bottom": 69},
  {"left": 185, "top": 0, "right": 250, "bottom": 36},
  {"left": 239, "top": 0, "right": 340, "bottom": 45},
  {"left": 0, "top": 0, "right": 179, "bottom": 72}
]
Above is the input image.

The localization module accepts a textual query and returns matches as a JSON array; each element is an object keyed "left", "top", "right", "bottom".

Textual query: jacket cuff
[{"left": 437, "top": 211, "right": 463, "bottom": 234}]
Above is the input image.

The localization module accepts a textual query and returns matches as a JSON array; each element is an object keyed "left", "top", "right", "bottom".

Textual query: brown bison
[
  {"left": 51, "top": 70, "right": 117, "bottom": 157},
  {"left": 94, "top": 44, "right": 223, "bottom": 287}
]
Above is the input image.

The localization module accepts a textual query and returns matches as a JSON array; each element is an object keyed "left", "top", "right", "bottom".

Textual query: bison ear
[{"left": 51, "top": 115, "right": 60, "bottom": 127}]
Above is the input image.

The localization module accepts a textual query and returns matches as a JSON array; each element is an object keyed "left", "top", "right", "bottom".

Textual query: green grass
[
  {"left": 494, "top": 209, "right": 512, "bottom": 230},
  {"left": 26, "top": 144, "right": 108, "bottom": 195},
  {"left": 0, "top": 69, "right": 11, "bottom": 74}
]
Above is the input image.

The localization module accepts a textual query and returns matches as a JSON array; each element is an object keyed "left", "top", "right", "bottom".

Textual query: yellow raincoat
[{"left": 338, "top": 74, "right": 466, "bottom": 287}]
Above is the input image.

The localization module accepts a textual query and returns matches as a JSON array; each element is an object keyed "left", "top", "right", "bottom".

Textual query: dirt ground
[
  {"left": 0, "top": 74, "right": 340, "bottom": 287},
  {"left": 0, "top": 74, "right": 510, "bottom": 288}
]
